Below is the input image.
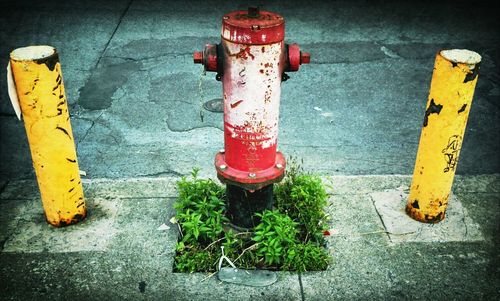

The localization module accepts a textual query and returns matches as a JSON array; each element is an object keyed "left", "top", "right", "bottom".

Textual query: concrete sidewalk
[{"left": 1, "top": 174, "right": 498, "bottom": 300}]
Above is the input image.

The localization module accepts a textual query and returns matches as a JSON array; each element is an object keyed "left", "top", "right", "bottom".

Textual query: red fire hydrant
[{"left": 194, "top": 7, "right": 310, "bottom": 228}]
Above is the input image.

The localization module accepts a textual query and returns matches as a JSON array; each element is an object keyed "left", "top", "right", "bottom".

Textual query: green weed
[
  {"left": 253, "top": 210, "right": 298, "bottom": 266},
  {"left": 283, "top": 242, "right": 330, "bottom": 272},
  {"left": 275, "top": 157, "right": 329, "bottom": 244},
  {"left": 173, "top": 160, "right": 330, "bottom": 273}
]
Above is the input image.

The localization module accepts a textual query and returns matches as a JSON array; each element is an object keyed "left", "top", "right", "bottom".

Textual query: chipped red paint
[
  {"left": 223, "top": 118, "right": 277, "bottom": 171},
  {"left": 221, "top": 37, "right": 284, "bottom": 176},
  {"left": 230, "top": 99, "right": 244, "bottom": 108},
  {"left": 228, "top": 46, "right": 255, "bottom": 60}
]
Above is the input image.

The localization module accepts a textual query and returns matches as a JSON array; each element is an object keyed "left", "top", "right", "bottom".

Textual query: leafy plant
[
  {"left": 282, "top": 242, "right": 330, "bottom": 272},
  {"left": 174, "top": 169, "right": 229, "bottom": 272},
  {"left": 252, "top": 210, "right": 298, "bottom": 266},
  {"left": 175, "top": 168, "right": 225, "bottom": 215},
  {"left": 175, "top": 168, "right": 228, "bottom": 245},
  {"left": 275, "top": 157, "right": 329, "bottom": 243},
  {"left": 174, "top": 249, "right": 218, "bottom": 273},
  {"left": 173, "top": 161, "right": 331, "bottom": 273},
  {"left": 221, "top": 230, "right": 240, "bottom": 256}
]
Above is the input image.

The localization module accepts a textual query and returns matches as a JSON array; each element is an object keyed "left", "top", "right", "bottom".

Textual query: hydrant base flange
[{"left": 215, "top": 152, "right": 286, "bottom": 191}]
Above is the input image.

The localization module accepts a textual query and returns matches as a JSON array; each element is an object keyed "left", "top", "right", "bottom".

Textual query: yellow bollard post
[
  {"left": 9, "top": 45, "right": 86, "bottom": 227},
  {"left": 406, "top": 49, "right": 481, "bottom": 223}
]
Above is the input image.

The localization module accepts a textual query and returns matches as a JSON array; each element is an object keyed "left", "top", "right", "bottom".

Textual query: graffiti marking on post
[{"left": 442, "top": 135, "right": 462, "bottom": 173}]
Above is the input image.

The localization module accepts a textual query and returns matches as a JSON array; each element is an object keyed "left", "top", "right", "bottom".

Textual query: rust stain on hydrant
[{"left": 230, "top": 99, "right": 244, "bottom": 108}]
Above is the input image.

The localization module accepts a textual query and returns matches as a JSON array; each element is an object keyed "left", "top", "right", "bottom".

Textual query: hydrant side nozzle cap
[
  {"left": 193, "top": 51, "right": 203, "bottom": 64},
  {"left": 286, "top": 43, "right": 300, "bottom": 71},
  {"left": 300, "top": 52, "right": 310, "bottom": 64}
]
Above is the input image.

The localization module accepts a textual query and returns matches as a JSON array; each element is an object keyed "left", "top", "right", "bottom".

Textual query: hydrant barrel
[{"left": 221, "top": 9, "right": 285, "bottom": 177}]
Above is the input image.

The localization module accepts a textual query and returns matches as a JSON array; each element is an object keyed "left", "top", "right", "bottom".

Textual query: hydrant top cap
[
  {"left": 222, "top": 9, "right": 285, "bottom": 45},
  {"left": 222, "top": 9, "right": 284, "bottom": 29}
]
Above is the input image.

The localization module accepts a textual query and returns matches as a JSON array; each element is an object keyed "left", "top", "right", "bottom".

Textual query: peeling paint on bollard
[
  {"left": 9, "top": 45, "right": 86, "bottom": 227},
  {"left": 407, "top": 49, "right": 481, "bottom": 223}
]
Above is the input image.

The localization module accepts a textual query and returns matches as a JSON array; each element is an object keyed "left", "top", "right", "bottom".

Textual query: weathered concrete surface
[
  {"left": 301, "top": 174, "right": 500, "bottom": 301},
  {"left": 0, "top": 175, "right": 499, "bottom": 300},
  {"left": 371, "top": 189, "right": 483, "bottom": 243},
  {"left": 2, "top": 197, "right": 121, "bottom": 253},
  {"left": 1, "top": 0, "right": 499, "bottom": 180},
  {"left": 0, "top": 177, "right": 301, "bottom": 301}
]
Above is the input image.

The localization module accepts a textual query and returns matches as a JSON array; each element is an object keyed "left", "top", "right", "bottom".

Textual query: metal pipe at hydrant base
[
  {"left": 194, "top": 7, "right": 310, "bottom": 228},
  {"left": 226, "top": 184, "right": 274, "bottom": 229},
  {"left": 406, "top": 49, "right": 481, "bottom": 223}
]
